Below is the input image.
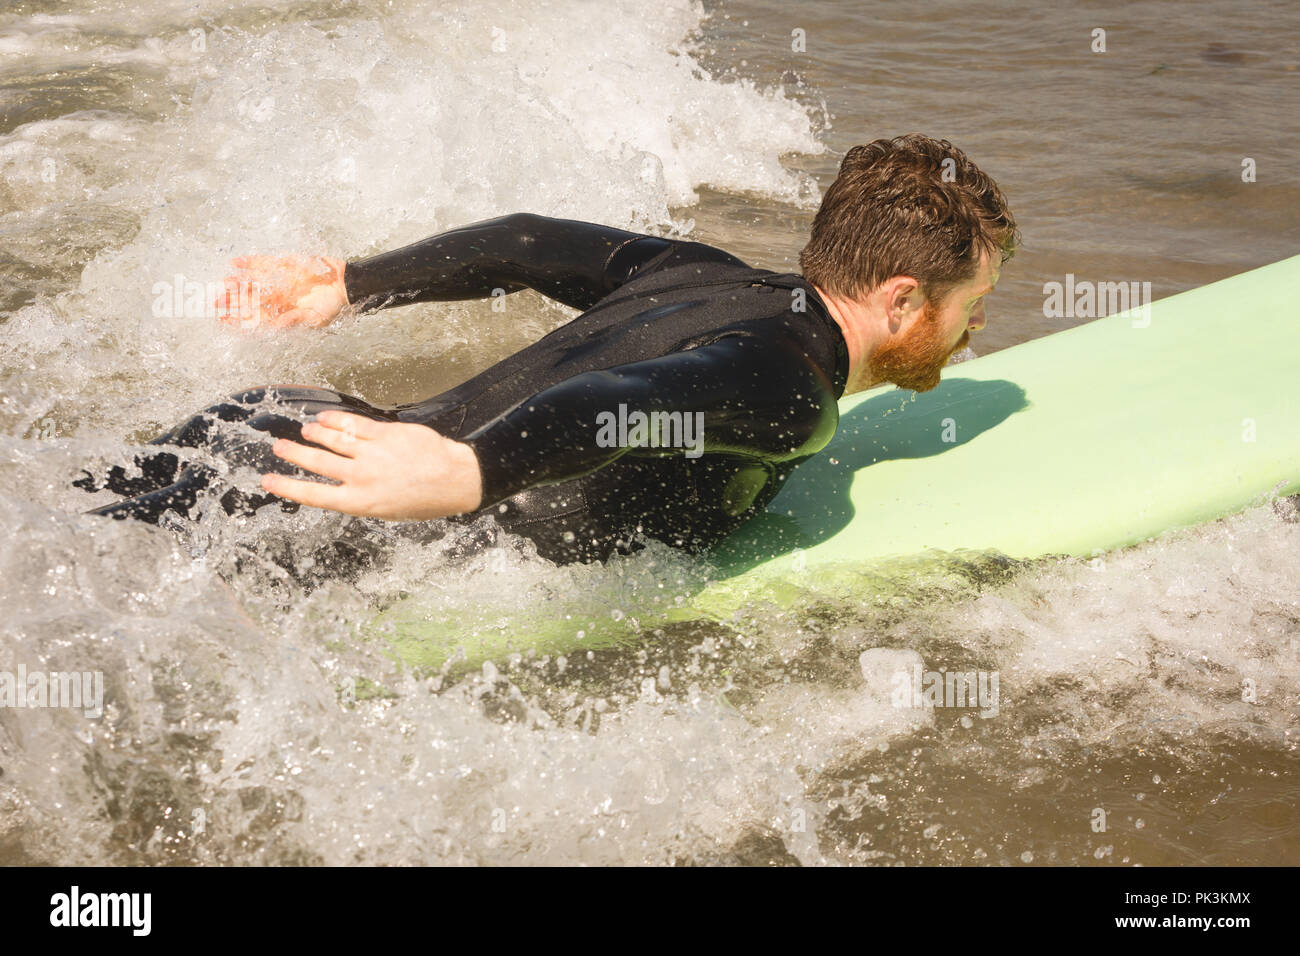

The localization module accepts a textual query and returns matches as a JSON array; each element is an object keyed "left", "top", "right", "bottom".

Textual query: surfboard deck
[{"left": 367, "top": 254, "right": 1300, "bottom": 669}]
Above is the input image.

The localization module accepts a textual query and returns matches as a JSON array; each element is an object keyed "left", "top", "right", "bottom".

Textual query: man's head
[{"left": 800, "top": 134, "right": 1019, "bottom": 392}]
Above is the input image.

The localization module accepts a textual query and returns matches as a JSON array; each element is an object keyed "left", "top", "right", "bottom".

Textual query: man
[{"left": 79, "top": 133, "right": 1018, "bottom": 565}]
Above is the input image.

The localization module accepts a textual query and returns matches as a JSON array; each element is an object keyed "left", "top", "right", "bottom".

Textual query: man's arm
[
  {"left": 219, "top": 214, "right": 748, "bottom": 328},
  {"left": 263, "top": 331, "right": 839, "bottom": 522},
  {"left": 343, "top": 213, "right": 674, "bottom": 313},
  {"left": 463, "top": 331, "right": 840, "bottom": 508}
]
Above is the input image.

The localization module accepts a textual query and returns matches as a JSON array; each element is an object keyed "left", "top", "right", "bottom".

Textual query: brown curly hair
[{"left": 799, "top": 134, "right": 1019, "bottom": 304}]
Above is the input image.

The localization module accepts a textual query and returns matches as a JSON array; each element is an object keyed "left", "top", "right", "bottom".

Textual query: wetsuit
[{"left": 79, "top": 214, "right": 849, "bottom": 564}]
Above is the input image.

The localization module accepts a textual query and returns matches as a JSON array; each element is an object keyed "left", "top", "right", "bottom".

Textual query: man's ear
[{"left": 884, "top": 275, "right": 922, "bottom": 333}]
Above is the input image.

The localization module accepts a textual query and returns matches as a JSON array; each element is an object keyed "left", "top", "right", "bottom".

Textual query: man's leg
[
  {"left": 72, "top": 397, "right": 253, "bottom": 497},
  {"left": 81, "top": 386, "right": 401, "bottom": 524}
]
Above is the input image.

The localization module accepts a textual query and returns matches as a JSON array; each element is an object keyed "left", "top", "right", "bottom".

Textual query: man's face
[{"left": 867, "top": 252, "right": 999, "bottom": 392}]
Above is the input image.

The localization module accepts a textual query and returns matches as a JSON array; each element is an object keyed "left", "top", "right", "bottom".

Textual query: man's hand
[
  {"left": 262, "top": 412, "right": 483, "bottom": 520},
  {"left": 216, "top": 254, "right": 349, "bottom": 329}
]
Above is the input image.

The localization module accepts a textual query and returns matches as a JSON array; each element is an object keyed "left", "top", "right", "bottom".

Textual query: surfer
[{"left": 77, "top": 133, "right": 1018, "bottom": 564}]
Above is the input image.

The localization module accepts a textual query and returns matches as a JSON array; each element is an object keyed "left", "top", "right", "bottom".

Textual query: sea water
[{"left": 0, "top": 0, "right": 1297, "bottom": 864}]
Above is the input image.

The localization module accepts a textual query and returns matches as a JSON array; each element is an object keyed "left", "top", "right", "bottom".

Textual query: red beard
[{"left": 867, "top": 301, "right": 969, "bottom": 392}]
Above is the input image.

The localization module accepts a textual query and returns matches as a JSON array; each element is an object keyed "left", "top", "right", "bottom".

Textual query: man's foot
[{"left": 72, "top": 452, "right": 181, "bottom": 497}]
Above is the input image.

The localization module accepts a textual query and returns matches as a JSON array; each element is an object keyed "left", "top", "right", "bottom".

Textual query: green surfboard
[{"left": 366, "top": 254, "right": 1300, "bottom": 669}]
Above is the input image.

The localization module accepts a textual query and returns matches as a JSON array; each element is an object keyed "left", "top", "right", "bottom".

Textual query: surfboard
[{"left": 366, "top": 254, "right": 1300, "bottom": 669}]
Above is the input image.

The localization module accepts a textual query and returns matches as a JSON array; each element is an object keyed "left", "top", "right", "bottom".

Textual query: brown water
[{"left": 0, "top": 0, "right": 1297, "bottom": 866}]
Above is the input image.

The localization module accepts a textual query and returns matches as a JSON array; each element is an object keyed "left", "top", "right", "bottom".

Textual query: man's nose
[{"left": 968, "top": 302, "right": 987, "bottom": 331}]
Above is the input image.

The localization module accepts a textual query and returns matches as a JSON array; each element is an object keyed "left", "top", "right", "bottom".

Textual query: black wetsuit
[{"left": 79, "top": 214, "right": 849, "bottom": 564}]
